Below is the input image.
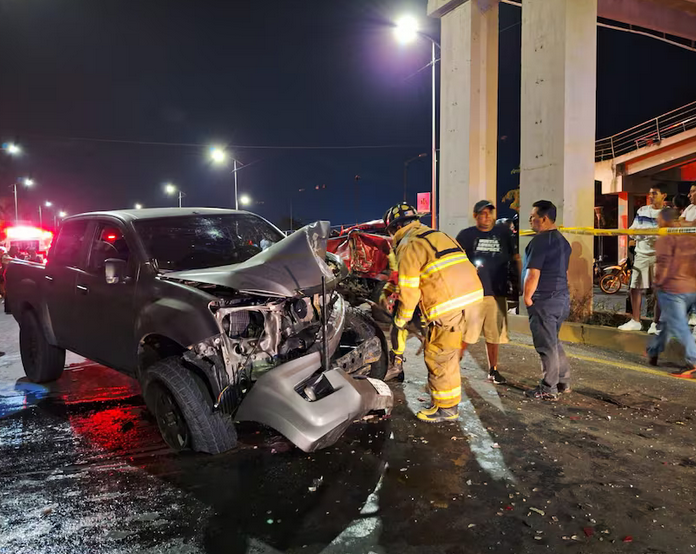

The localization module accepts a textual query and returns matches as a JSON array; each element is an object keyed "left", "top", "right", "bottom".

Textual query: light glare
[
  {"left": 23, "top": 178, "right": 34, "bottom": 186},
  {"left": 134, "top": 203, "right": 143, "bottom": 210},
  {"left": 210, "top": 147, "right": 227, "bottom": 165},
  {"left": 6, "top": 143, "right": 21, "bottom": 155},
  {"left": 239, "top": 194, "right": 251, "bottom": 206},
  {"left": 394, "top": 15, "right": 419, "bottom": 44},
  {"left": 164, "top": 183, "right": 177, "bottom": 195}
]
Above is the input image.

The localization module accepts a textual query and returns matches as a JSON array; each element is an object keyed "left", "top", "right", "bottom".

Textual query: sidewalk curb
[{"left": 509, "top": 315, "right": 686, "bottom": 362}]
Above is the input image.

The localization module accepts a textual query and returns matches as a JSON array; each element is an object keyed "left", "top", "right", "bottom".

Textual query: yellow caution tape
[{"left": 519, "top": 226, "right": 696, "bottom": 236}]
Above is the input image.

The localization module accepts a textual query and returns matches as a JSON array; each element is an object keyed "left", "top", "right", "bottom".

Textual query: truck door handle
[
  {"left": 45, "top": 275, "right": 54, "bottom": 282},
  {"left": 76, "top": 284, "right": 89, "bottom": 295}
]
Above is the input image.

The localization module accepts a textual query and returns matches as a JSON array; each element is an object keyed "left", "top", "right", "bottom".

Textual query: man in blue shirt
[{"left": 523, "top": 200, "right": 572, "bottom": 401}]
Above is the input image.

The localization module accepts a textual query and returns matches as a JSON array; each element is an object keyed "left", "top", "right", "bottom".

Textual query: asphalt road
[{"left": 1, "top": 311, "right": 696, "bottom": 553}]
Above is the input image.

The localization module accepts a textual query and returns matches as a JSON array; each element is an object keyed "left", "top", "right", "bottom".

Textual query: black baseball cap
[{"left": 473, "top": 200, "right": 495, "bottom": 214}]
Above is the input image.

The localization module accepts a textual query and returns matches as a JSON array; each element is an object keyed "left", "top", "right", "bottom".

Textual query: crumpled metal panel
[{"left": 164, "top": 221, "right": 336, "bottom": 298}]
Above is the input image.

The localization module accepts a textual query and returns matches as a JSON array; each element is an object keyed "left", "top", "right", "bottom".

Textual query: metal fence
[{"left": 595, "top": 100, "right": 696, "bottom": 162}]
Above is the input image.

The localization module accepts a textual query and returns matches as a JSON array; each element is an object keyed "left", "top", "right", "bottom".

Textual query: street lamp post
[
  {"left": 403, "top": 152, "right": 428, "bottom": 202},
  {"left": 164, "top": 183, "right": 185, "bottom": 207},
  {"left": 394, "top": 17, "right": 440, "bottom": 227},
  {"left": 209, "top": 147, "right": 243, "bottom": 210},
  {"left": 13, "top": 178, "right": 34, "bottom": 223},
  {"left": 39, "top": 201, "right": 52, "bottom": 228}
]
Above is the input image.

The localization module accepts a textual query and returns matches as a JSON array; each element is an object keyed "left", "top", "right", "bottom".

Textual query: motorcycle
[{"left": 599, "top": 257, "right": 632, "bottom": 295}]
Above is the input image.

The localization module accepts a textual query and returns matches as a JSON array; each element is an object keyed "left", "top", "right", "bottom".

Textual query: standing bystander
[
  {"left": 618, "top": 185, "right": 666, "bottom": 334},
  {"left": 456, "top": 200, "right": 521, "bottom": 384},
  {"left": 523, "top": 201, "right": 572, "bottom": 401},
  {"left": 646, "top": 208, "right": 696, "bottom": 378},
  {"left": 679, "top": 183, "right": 696, "bottom": 225}
]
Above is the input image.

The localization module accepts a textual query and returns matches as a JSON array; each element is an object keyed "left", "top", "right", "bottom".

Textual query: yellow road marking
[{"left": 509, "top": 341, "right": 696, "bottom": 383}]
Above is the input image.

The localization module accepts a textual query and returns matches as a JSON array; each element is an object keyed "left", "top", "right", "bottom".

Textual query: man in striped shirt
[{"left": 618, "top": 185, "right": 666, "bottom": 334}]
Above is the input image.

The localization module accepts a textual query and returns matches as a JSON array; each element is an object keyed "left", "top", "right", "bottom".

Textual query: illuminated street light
[
  {"left": 5, "top": 143, "right": 22, "bottom": 156},
  {"left": 239, "top": 194, "right": 251, "bottom": 206},
  {"left": 59, "top": 211, "right": 67, "bottom": 218},
  {"left": 12, "top": 177, "right": 34, "bottom": 223},
  {"left": 164, "top": 183, "right": 185, "bottom": 207},
  {"left": 393, "top": 16, "right": 440, "bottom": 227},
  {"left": 134, "top": 203, "right": 143, "bottom": 210},
  {"left": 38, "top": 201, "right": 53, "bottom": 228},
  {"left": 209, "top": 146, "right": 228, "bottom": 165},
  {"left": 209, "top": 146, "right": 244, "bottom": 210},
  {"left": 394, "top": 15, "right": 419, "bottom": 43}
]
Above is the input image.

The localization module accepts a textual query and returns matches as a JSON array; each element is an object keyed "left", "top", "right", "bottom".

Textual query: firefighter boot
[
  {"left": 416, "top": 405, "right": 459, "bottom": 423},
  {"left": 384, "top": 351, "right": 405, "bottom": 382}
]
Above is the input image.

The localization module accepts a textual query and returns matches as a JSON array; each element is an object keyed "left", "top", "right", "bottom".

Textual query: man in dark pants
[{"left": 523, "top": 200, "right": 572, "bottom": 401}]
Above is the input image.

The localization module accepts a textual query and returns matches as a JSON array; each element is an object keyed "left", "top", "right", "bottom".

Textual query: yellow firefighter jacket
[{"left": 392, "top": 221, "right": 483, "bottom": 328}]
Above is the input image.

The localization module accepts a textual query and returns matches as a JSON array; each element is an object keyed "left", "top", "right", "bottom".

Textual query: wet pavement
[{"left": 1, "top": 311, "right": 696, "bottom": 553}]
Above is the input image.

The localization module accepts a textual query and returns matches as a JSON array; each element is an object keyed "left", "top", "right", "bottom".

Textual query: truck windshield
[{"left": 134, "top": 214, "right": 285, "bottom": 271}]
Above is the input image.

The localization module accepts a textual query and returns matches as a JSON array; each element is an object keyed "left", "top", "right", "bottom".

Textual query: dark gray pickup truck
[{"left": 5, "top": 208, "right": 392, "bottom": 454}]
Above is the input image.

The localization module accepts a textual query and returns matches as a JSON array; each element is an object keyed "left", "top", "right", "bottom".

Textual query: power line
[{"left": 20, "top": 133, "right": 422, "bottom": 151}]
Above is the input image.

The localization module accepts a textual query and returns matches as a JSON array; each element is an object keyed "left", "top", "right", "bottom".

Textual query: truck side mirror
[{"left": 105, "top": 258, "right": 128, "bottom": 284}]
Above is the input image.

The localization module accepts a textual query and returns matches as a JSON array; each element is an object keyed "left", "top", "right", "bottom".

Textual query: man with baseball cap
[{"left": 456, "top": 200, "right": 521, "bottom": 384}]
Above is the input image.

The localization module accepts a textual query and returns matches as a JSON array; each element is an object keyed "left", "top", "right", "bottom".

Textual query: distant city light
[
  {"left": 394, "top": 15, "right": 419, "bottom": 44},
  {"left": 209, "top": 146, "right": 227, "bottom": 165},
  {"left": 239, "top": 194, "right": 251, "bottom": 206},
  {"left": 134, "top": 203, "right": 143, "bottom": 210}
]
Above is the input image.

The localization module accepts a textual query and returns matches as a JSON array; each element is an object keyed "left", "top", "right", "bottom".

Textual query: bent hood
[{"left": 164, "top": 221, "right": 336, "bottom": 298}]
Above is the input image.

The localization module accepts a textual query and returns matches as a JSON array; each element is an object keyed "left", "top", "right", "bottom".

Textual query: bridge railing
[{"left": 595, "top": 100, "right": 696, "bottom": 162}]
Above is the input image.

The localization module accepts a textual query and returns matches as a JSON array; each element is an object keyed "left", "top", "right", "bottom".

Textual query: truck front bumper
[{"left": 235, "top": 351, "right": 393, "bottom": 452}]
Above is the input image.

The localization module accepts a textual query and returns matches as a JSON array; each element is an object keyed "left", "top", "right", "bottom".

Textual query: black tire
[
  {"left": 19, "top": 309, "right": 66, "bottom": 383},
  {"left": 600, "top": 273, "right": 622, "bottom": 295},
  {"left": 143, "top": 357, "right": 237, "bottom": 454},
  {"left": 339, "top": 307, "right": 388, "bottom": 379}
]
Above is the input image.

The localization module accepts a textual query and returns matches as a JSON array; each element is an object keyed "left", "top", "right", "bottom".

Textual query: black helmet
[{"left": 383, "top": 203, "right": 419, "bottom": 232}]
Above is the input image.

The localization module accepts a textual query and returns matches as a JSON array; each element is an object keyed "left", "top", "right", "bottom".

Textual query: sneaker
[
  {"left": 524, "top": 385, "right": 559, "bottom": 401},
  {"left": 689, "top": 313, "right": 696, "bottom": 327},
  {"left": 557, "top": 383, "right": 572, "bottom": 394},
  {"left": 384, "top": 353, "right": 404, "bottom": 382},
  {"left": 416, "top": 405, "right": 459, "bottom": 423},
  {"left": 618, "top": 319, "right": 642, "bottom": 332},
  {"left": 488, "top": 368, "right": 507, "bottom": 385},
  {"left": 648, "top": 322, "right": 660, "bottom": 335},
  {"left": 671, "top": 367, "right": 696, "bottom": 379}
]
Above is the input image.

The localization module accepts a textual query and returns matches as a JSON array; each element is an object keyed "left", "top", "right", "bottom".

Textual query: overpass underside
[{"left": 428, "top": 0, "right": 696, "bottom": 316}]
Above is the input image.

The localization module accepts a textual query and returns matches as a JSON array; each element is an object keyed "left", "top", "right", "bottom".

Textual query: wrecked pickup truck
[{"left": 5, "top": 208, "right": 392, "bottom": 454}]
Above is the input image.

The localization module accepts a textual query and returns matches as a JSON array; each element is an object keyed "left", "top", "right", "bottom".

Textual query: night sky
[{"left": 0, "top": 0, "right": 694, "bottom": 229}]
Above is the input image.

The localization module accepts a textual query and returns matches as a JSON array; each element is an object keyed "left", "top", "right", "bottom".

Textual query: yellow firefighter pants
[{"left": 425, "top": 310, "right": 465, "bottom": 408}]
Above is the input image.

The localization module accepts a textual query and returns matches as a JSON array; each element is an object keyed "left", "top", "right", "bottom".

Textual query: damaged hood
[{"left": 164, "top": 221, "right": 336, "bottom": 298}]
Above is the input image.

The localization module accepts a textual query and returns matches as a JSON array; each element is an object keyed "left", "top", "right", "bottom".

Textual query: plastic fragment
[
  {"left": 583, "top": 527, "right": 595, "bottom": 537},
  {"left": 623, "top": 536, "right": 633, "bottom": 543},
  {"left": 529, "top": 507, "right": 545, "bottom": 516}
]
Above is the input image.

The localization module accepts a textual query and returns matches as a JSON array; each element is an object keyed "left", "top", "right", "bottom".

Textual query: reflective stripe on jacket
[{"left": 393, "top": 221, "right": 483, "bottom": 327}]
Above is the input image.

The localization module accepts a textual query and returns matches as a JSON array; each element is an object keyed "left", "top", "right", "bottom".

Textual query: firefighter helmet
[{"left": 383, "top": 203, "right": 419, "bottom": 232}]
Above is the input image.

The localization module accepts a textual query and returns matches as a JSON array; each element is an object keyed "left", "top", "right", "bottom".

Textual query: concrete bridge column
[
  {"left": 519, "top": 0, "right": 597, "bottom": 318},
  {"left": 427, "top": 0, "right": 499, "bottom": 236}
]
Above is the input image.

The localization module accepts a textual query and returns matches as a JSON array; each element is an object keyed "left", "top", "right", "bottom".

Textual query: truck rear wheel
[
  {"left": 143, "top": 357, "right": 237, "bottom": 454},
  {"left": 19, "top": 309, "right": 66, "bottom": 383}
]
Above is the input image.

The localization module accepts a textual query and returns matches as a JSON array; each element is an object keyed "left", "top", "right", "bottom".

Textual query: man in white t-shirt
[
  {"left": 618, "top": 185, "right": 666, "bottom": 334},
  {"left": 680, "top": 183, "right": 696, "bottom": 224}
]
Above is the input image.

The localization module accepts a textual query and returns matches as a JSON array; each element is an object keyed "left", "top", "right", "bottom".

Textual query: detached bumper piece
[{"left": 235, "top": 351, "right": 393, "bottom": 452}]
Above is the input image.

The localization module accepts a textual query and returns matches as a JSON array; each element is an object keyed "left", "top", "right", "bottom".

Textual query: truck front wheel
[
  {"left": 19, "top": 309, "right": 66, "bottom": 383},
  {"left": 143, "top": 357, "right": 238, "bottom": 454}
]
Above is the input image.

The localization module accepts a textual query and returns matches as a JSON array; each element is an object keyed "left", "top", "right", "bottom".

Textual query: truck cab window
[
  {"left": 51, "top": 220, "right": 89, "bottom": 267},
  {"left": 88, "top": 225, "right": 131, "bottom": 272}
]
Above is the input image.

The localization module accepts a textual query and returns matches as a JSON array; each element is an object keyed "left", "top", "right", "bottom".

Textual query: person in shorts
[
  {"left": 456, "top": 200, "right": 521, "bottom": 384},
  {"left": 618, "top": 185, "right": 666, "bottom": 334}
]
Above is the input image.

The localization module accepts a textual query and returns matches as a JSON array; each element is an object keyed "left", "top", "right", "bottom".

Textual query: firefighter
[{"left": 383, "top": 203, "right": 484, "bottom": 422}]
